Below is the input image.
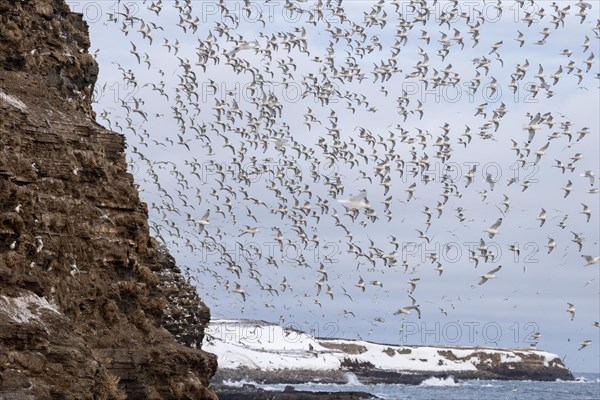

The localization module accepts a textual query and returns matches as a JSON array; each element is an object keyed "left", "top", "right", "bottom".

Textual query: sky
[{"left": 67, "top": 0, "right": 599, "bottom": 373}]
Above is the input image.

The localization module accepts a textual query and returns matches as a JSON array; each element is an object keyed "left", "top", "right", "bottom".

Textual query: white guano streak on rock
[
  {"left": 0, "top": 89, "right": 28, "bottom": 111},
  {"left": 0, "top": 293, "right": 59, "bottom": 324}
]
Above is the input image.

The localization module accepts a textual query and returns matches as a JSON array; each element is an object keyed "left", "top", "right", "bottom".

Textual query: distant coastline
[{"left": 205, "top": 319, "right": 574, "bottom": 385}]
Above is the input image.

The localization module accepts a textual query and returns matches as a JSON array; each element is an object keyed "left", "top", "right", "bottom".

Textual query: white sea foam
[
  {"left": 344, "top": 372, "right": 363, "bottom": 386},
  {"left": 221, "top": 379, "right": 259, "bottom": 388},
  {"left": 419, "top": 376, "right": 460, "bottom": 387},
  {"left": 559, "top": 376, "right": 599, "bottom": 384}
]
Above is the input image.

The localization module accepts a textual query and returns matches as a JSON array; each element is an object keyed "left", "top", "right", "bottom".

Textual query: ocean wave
[
  {"left": 419, "top": 376, "right": 460, "bottom": 387},
  {"left": 557, "top": 376, "right": 600, "bottom": 384},
  {"left": 343, "top": 372, "right": 364, "bottom": 386},
  {"left": 462, "top": 382, "right": 497, "bottom": 387},
  {"left": 221, "top": 379, "right": 259, "bottom": 388}
]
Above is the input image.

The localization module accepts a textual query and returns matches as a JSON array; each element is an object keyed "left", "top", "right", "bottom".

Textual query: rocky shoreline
[
  {"left": 212, "top": 365, "right": 573, "bottom": 386},
  {"left": 214, "top": 384, "right": 377, "bottom": 400},
  {"left": 210, "top": 362, "right": 573, "bottom": 400}
]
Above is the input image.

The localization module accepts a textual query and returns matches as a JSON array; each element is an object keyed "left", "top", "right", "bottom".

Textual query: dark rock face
[
  {"left": 0, "top": 0, "right": 98, "bottom": 117},
  {"left": 435, "top": 349, "right": 574, "bottom": 381},
  {"left": 0, "top": 1, "right": 217, "bottom": 398}
]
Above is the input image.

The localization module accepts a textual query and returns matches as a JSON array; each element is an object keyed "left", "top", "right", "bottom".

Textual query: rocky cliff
[{"left": 0, "top": 1, "right": 217, "bottom": 398}]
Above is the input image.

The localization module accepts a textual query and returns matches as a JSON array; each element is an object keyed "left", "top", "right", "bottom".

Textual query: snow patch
[
  {"left": 205, "top": 320, "right": 566, "bottom": 375},
  {"left": 0, "top": 293, "right": 59, "bottom": 324},
  {"left": 0, "top": 89, "right": 28, "bottom": 111}
]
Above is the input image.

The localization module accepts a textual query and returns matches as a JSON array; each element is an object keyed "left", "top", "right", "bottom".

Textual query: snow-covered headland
[{"left": 204, "top": 319, "right": 574, "bottom": 385}]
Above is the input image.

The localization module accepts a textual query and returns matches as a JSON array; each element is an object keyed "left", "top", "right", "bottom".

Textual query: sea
[{"left": 225, "top": 373, "right": 600, "bottom": 400}]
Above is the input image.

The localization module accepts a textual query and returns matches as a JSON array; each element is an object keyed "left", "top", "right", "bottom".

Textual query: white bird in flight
[
  {"left": 582, "top": 255, "right": 599, "bottom": 267},
  {"left": 338, "top": 190, "right": 369, "bottom": 210},
  {"left": 234, "top": 283, "right": 247, "bottom": 301},
  {"left": 479, "top": 265, "right": 502, "bottom": 285},
  {"left": 394, "top": 295, "right": 421, "bottom": 319},
  {"left": 536, "top": 208, "right": 547, "bottom": 227},
  {"left": 196, "top": 209, "right": 210, "bottom": 233},
  {"left": 578, "top": 340, "right": 591, "bottom": 351},
  {"left": 566, "top": 303, "right": 576, "bottom": 321},
  {"left": 483, "top": 218, "right": 503, "bottom": 238},
  {"left": 580, "top": 170, "right": 596, "bottom": 186}
]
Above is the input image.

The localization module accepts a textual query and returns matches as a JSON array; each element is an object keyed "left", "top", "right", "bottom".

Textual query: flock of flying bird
[{"left": 93, "top": 0, "right": 599, "bottom": 354}]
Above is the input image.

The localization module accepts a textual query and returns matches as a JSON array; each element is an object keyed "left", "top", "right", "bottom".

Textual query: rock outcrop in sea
[{"left": 0, "top": 1, "right": 217, "bottom": 398}]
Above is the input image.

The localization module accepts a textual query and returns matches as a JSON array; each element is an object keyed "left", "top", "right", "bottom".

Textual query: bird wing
[
  {"left": 349, "top": 190, "right": 367, "bottom": 202},
  {"left": 489, "top": 265, "right": 502, "bottom": 274},
  {"left": 490, "top": 218, "right": 502, "bottom": 230},
  {"left": 415, "top": 306, "right": 421, "bottom": 319}
]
